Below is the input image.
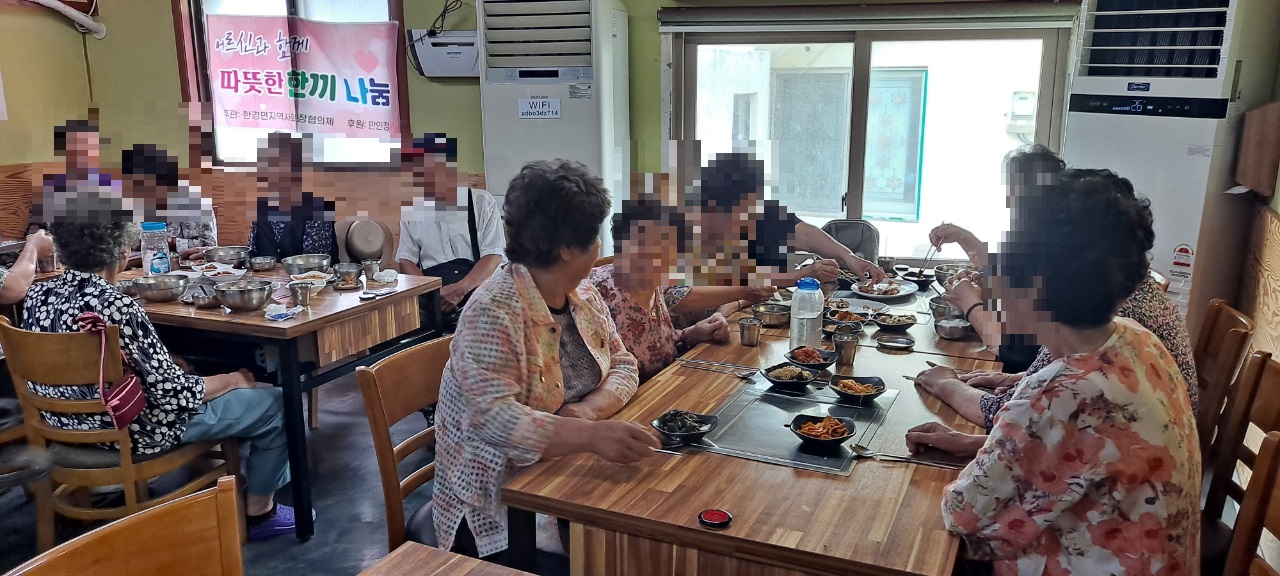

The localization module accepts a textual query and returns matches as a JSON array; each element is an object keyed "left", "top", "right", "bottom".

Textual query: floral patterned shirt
[
  {"left": 432, "top": 263, "right": 639, "bottom": 557},
  {"left": 945, "top": 318, "right": 1201, "bottom": 576},
  {"left": 21, "top": 270, "right": 204, "bottom": 455},
  {"left": 589, "top": 265, "right": 681, "bottom": 382},
  {"left": 980, "top": 276, "right": 1198, "bottom": 430}
]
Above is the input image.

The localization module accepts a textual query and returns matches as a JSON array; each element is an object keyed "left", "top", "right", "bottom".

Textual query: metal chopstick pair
[
  {"left": 679, "top": 364, "right": 754, "bottom": 379},
  {"left": 676, "top": 358, "right": 757, "bottom": 372}
]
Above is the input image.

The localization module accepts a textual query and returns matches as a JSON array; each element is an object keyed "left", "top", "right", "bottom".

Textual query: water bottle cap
[
  {"left": 140, "top": 222, "right": 166, "bottom": 232},
  {"left": 796, "top": 277, "right": 820, "bottom": 291}
]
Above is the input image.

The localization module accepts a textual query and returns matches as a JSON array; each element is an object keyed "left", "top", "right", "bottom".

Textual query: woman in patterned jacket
[
  {"left": 904, "top": 155, "right": 1200, "bottom": 575},
  {"left": 432, "top": 160, "right": 660, "bottom": 561}
]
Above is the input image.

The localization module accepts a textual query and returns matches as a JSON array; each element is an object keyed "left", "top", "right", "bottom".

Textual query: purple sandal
[{"left": 247, "top": 504, "right": 316, "bottom": 541}]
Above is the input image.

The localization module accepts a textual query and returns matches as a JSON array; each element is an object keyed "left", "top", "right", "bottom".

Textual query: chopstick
[
  {"left": 902, "top": 375, "right": 920, "bottom": 383},
  {"left": 875, "top": 456, "right": 964, "bottom": 470},
  {"left": 676, "top": 358, "right": 757, "bottom": 372},
  {"left": 651, "top": 448, "right": 683, "bottom": 456},
  {"left": 925, "top": 361, "right": 974, "bottom": 375},
  {"left": 679, "top": 364, "right": 752, "bottom": 379}
]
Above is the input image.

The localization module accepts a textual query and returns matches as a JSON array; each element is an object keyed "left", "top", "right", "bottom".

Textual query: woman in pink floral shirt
[
  {"left": 432, "top": 160, "right": 660, "bottom": 561},
  {"left": 589, "top": 199, "right": 736, "bottom": 382},
  {"left": 906, "top": 156, "right": 1200, "bottom": 575}
]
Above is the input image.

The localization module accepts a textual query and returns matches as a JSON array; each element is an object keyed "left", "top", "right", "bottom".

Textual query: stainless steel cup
[
  {"left": 37, "top": 253, "right": 57, "bottom": 273},
  {"left": 833, "top": 333, "right": 858, "bottom": 365},
  {"left": 288, "top": 282, "right": 312, "bottom": 308},
  {"left": 739, "top": 317, "right": 762, "bottom": 346},
  {"left": 362, "top": 259, "right": 381, "bottom": 279},
  {"left": 878, "top": 256, "right": 896, "bottom": 274}
]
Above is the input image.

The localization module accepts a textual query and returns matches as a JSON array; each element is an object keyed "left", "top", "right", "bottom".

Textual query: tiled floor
[{"left": 0, "top": 374, "right": 566, "bottom": 576}]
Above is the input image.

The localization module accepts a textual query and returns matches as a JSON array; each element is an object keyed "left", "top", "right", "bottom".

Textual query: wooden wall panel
[
  {"left": 1238, "top": 203, "right": 1280, "bottom": 357},
  {"left": 0, "top": 162, "right": 486, "bottom": 252}
]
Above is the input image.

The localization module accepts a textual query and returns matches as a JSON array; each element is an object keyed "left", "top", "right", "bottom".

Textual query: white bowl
[{"left": 203, "top": 269, "right": 246, "bottom": 283}]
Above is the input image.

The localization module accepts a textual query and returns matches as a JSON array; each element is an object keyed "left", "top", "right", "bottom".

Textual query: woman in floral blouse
[
  {"left": 433, "top": 160, "right": 660, "bottom": 561},
  {"left": 588, "top": 199, "right": 739, "bottom": 382},
  {"left": 905, "top": 156, "right": 1200, "bottom": 574},
  {"left": 25, "top": 220, "right": 303, "bottom": 540}
]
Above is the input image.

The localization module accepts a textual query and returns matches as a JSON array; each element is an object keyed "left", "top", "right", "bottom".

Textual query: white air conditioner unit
[
  {"left": 478, "top": 0, "right": 630, "bottom": 255},
  {"left": 1062, "top": 0, "right": 1280, "bottom": 336}
]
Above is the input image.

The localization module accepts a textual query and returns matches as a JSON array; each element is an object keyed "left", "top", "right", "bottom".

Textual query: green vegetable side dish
[{"left": 656, "top": 409, "right": 711, "bottom": 434}]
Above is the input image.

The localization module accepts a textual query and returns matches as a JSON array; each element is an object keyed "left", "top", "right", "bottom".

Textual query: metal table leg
[
  {"left": 507, "top": 507, "right": 536, "bottom": 571},
  {"left": 276, "top": 339, "right": 314, "bottom": 541}
]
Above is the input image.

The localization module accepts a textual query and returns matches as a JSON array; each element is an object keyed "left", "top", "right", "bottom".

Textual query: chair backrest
[
  {"left": 1224, "top": 431, "right": 1280, "bottom": 576},
  {"left": 336, "top": 220, "right": 396, "bottom": 267},
  {"left": 1149, "top": 269, "right": 1171, "bottom": 292},
  {"left": 1194, "top": 299, "right": 1256, "bottom": 458},
  {"left": 593, "top": 255, "right": 615, "bottom": 268},
  {"left": 1204, "top": 352, "right": 1280, "bottom": 521},
  {"left": 356, "top": 335, "right": 451, "bottom": 551},
  {"left": 0, "top": 317, "right": 130, "bottom": 451},
  {"left": 4, "top": 475, "right": 244, "bottom": 576},
  {"left": 820, "top": 220, "right": 880, "bottom": 264}
]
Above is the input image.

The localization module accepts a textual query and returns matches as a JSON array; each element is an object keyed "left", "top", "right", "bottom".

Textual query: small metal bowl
[
  {"left": 751, "top": 303, "right": 791, "bottom": 327},
  {"left": 249, "top": 256, "right": 277, "bottom": 272},
  {"left": 935, "top": 318, "right": 976, "bottom": 341},
  {"left": 132, "top": 274, "right": 189, "bottom": 303},
  {"left": 213, "top": 280, "right": 275, "bottom": 312},
  {"left": 928, "top": 296, "right": 963, "bottom": 320},
  {"left": 281, "top": 254, "right": 332, "bottom": 276},
  {"left": 203, "top": 246, "right": 250, "bottom": 266},
  {"left": 191, "top": 293, "right": 222, "bottom": 309},
  {"left": 116, "top": 279, "right": 137, "bottom": 297}
]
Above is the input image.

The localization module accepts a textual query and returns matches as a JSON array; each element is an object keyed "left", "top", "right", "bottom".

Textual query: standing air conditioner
[
  {"left": 1062, "top": 0, "right": 1280, "bottom": 336},
  {"left": 478, "top": 0, "right": 630, "bottom": 255}
]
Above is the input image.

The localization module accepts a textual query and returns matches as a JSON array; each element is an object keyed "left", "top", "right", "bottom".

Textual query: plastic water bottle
[
  {"left": 789, "top": 277, "right": 823, "bottom": 351},
  {"left": 140, "top": 222, "right": 171, "bottom": 276}
]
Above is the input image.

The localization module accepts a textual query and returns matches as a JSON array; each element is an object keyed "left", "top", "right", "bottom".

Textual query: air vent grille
[
  {"left": 1081, "top": 0, "right": 1229, "bottom": 78},
  {"left": 482, "top": 0, "right": 593, "bottom": 69}
]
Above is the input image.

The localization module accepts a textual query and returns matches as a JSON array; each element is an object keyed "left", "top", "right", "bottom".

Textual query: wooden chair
[
  {"left": 0, "top": 317, "right": 239, "bottom": 552},
  {"left": 357, "top": 335, "right": 451, "bottom": 552},
  {"left": 1150, "top": 269, "right": 1171, "bottom": 292},
  {"left": 1194, "top": 298, "right": 1256, "bottom": 463},
  {"left": 1222, "top": 430, "right": 1280, "bottom": 576},
  {"left": 4, "top": 475, "right": 244, "bottom": 576},
  {"left": 1201, "top": 352, "right": 1280, "bottom": 574},
  {"left": 593, "top": 255, "right": 615, "bottom": 268}
]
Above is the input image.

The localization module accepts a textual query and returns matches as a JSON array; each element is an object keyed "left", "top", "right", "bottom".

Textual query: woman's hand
[
  {"left": 929, "top": 223, "right": 978, "bottom": 251},
  {"left": 905, "top": 422, "right": 985, "bottom": 457},
  {"left": 27, "top": 230, "right": 54, "bottom": 259},
  {"left": 914, "top": 365, "right": 961, "bottom": 396},
  {"left": 178, "top": 248, "right": 206, "bottom": 260},
  {"left": 942, "top": 279, "right": 982, "bottom": 313},
  {"left": 682, "top": 313, "right": 731, "bottom": 346},
  {"left": 589, "top": 421, "right": 660, "bottom": 464},
  {"left": 740, "top": 285, "right": 777, "bottom": 304},
  {"left": 555, "top": 402, "right": 596, "bottom": 421},
  {"left": 959, "top": 371, "right": 1020, "bottom": 391}
]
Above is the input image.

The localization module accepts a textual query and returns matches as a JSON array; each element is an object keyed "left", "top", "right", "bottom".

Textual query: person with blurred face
[
  {"left": 246, "top": 133, "right": 338, "bottom": 262},
  {"left": 588, "top": 199, "right": 737, "bottom": 382},
  {"left": 690, "top": 152, "right": 885, "bottom": 287},
  {"left": 35, "top": 119, "right": 120, "bottom": 225},
  {"left": 397, "top": 134, "right": 504, "bottom": 330},
  {"left": 121, "top": 143, "right": 217, "bottom": 260}
]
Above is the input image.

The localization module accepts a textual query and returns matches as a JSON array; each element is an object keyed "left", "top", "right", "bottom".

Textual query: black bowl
[
  {"left": 899, "top": 271, "right": 936, "bottom": 292},
  {"left": 762, "top": 362, "right": 820, "bottom": 392},
  {"left": 789, "top": 414, "right": 857, "bottom": 449},
  {"left": 871, "top": 314, "right": 918, "bottom": 333},
  {"left": 651, "top": 409, "right": 718, "bottom": 446},
  {"left": 785, "top": 347, "right": 837, "bottom": 372},
  {"left": 827, "top": 376, "right": 888, "bottom": 405},
  {"left": 822, "top": 320, "right": 864, "bottom": 339}
]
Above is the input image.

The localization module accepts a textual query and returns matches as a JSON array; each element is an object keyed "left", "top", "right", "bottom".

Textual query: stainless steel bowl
[
  {"left": 249, "top": 256, "right": 277, "bottom": 272},
  {"left": 333, "top": 263, "right": 362, "bottom": 284},
  {"left": 132, "top": 274, "right": 189, "bottom": 303},
  {"left": 934, "top": 318, "right": 976, "bottom": 340},
  {"left": 116, "top": 279, "right": 137, "bottom": 297},
  {"left": 752, "top": 303, "right": 791, "bottom": 327},
  {"left": 281, "top": 254, "right": 332, "bottom": 276},
  {"left": 191, "top": 293, "right": 222, "bottom": 309},
  {"left": 213, "top": 280, "right": 275, "bottom": 312},
  {"left": 928, "top": 295, "right": 963, "bottom": 320},
  {"left": 203, "top": 246, "right": 250, "bottom": 266}
]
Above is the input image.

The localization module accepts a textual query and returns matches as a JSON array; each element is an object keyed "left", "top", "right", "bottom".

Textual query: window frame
[
  {"left": 672, "top": 27, "right": 1070, "bottom": 237},
  {"left": 170, "top": 0, "right": 413, "bottom": 170}
]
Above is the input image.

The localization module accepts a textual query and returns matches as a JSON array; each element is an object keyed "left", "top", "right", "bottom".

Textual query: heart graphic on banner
[{"left": 354, "top": 50, "right": 380, "bottom": 74}]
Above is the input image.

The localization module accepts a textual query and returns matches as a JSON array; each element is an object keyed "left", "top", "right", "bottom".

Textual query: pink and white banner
[{"left": 205, "top": 15, "right": 400, "bottom": 138}]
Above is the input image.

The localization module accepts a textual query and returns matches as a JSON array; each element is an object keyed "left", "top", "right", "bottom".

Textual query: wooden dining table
[
  {"left": 360, "top": 542, "right": 532, "bottom": 576},
  {"left": 116, "top": 265, "right": 441, "bottom": 541},
  {"left": 502, "top": 299, "right": 1000, "bottom": 575}
]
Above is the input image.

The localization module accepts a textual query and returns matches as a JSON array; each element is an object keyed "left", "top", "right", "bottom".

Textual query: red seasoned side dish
[{"left": 792, "top": 347, "right": 824, "bottom": 364}]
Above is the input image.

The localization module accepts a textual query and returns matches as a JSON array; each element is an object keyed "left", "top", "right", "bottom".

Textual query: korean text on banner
[{"left": 205, "top": 15, "right": 400, "bottom": 138}]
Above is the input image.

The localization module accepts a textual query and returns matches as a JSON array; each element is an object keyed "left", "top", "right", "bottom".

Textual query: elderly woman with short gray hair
[{"left": 22, "top": 220, "right": 306, "bottom": 540}]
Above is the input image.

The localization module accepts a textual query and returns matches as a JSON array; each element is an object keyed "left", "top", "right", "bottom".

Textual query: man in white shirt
[{"left": 397, "top": 134, "right": 504, "bottom": 329}]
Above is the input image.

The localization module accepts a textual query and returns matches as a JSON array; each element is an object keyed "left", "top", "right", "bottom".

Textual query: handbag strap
[
  {"left": 467, "top": 188, "right": 480, "bottom": 264},
  {"left": 74, "top": 312, "right": 109, "bottom": 398}
]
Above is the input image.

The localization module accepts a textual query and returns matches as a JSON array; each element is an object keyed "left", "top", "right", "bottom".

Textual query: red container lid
[{"left": 698, "top": 509, "right": 732, "bottom": 529}]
